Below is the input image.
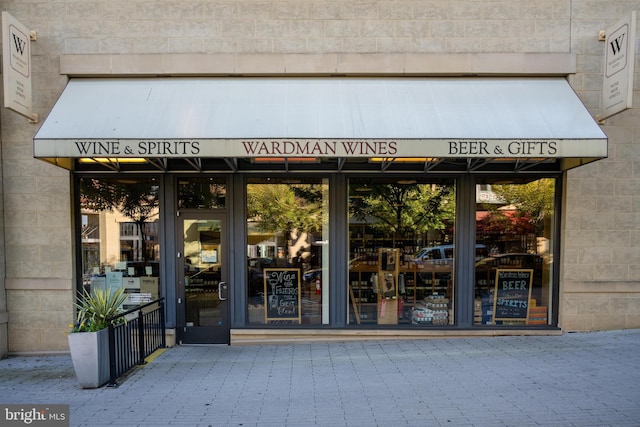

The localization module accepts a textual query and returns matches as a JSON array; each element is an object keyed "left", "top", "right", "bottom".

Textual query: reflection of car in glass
[
  {"left": 303, "top": 268, "right": 322, "bottom": 284},
  {"left": 475, "top": 253, "right": 543, "bottom": 269},
  {"left": 413, "top": 244, "right": 487, "bottom": 264},
  {"left": 413, "top": 245, "right": 486, "bottom": 284},
  {"left": 248, "top": 257, "right": 276, "bottom": 270},
  {"left": 248, "top": 257, "right": 276, "bottom": 303},
  {"left": 307, "top": 257, "right": 364, "bottom": 286}
]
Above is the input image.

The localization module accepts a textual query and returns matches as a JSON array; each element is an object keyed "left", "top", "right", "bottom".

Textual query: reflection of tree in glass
[
  {"left": 483, "top": 179, "right": 554, "bottom": 235},
  {"left": 80, "top": 178, "right": 159, "bottom": 261},
  {"left": 247, "top": 184, "right": 324, "bottom": 256},
  {"left": 178, "top": 179, "right": 225, "bottom": 209},
  {"left": 350, "top": 183, "right": 455, "bottom": 237}
]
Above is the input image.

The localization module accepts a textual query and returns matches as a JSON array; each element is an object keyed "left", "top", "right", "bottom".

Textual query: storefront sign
[
  {"left": 602, "top": 11, "right": 636, "bottom": 120},
  {"left": 492, "top": 269, "right": 533, "bottom": 322},
  {"left": 264, "top": 268, "right": 301, "bottom": 323},
  {"left": 34, "top": 137, "right": 607, "bottom": 159},
  {"left": 1, "top": 11, "right": 34, "bottom": 120}
]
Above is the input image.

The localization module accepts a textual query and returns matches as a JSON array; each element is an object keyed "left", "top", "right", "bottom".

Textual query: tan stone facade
[{"left": 1, "top": 0, "right": 639, "bottom": 355}]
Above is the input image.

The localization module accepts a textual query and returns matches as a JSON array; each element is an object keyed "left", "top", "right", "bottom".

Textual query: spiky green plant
[{"left": 72, "top": 287, "right": 128, "bottom": 332}]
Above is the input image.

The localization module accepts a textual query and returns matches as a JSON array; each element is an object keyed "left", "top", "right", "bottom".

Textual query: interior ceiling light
[
  {"left": 397, "top": 179, "right": 417, "bottom": 185},
  {"left": 369, "top": 157, "right": 432, "bottom": 163},
  {"left": 493, "top": 158, "right": 548, "bottom": 162},
  {"left": 253, "top": 157, "right": 318, "bottom": 163},
  {"left": 78, "top": 158, "right": 148, "bottom": 163}
]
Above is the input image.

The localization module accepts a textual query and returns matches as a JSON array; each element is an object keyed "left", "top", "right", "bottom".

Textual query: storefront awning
[{"left": 33, "top": 77, "right": 607, "bottom": 172}]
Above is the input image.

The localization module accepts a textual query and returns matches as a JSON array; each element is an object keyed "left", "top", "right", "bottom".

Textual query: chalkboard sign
[
  {"left": 264, "top": 268, "right": 301, "bottom": 323},
  {"left": 492, "top": 269, "right": 533, "bottom": 322}
]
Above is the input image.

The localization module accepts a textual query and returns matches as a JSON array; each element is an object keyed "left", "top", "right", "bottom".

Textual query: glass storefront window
[
  {"left": 80, "top": 178, "right": 161, "bottom": 308},
  {"left": 246, "top": 177, "right": 329, "bottom": 325},
  {"left": 474, "top": 178, "right": 555, "bottom": 326},
  {"left": 348, "top": 178, "right": 456, "bottom": 326}
]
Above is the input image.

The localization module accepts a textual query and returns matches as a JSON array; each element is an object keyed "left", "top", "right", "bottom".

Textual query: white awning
[{"left": 34, "top": 77, "right": 607, "bottom": 166}]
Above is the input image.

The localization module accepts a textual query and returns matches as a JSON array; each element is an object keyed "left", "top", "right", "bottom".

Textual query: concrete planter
[{"left": 68, "top": 328, "right": 110, "bottom": 388}]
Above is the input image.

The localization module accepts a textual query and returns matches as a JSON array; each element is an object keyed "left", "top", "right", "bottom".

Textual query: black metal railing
[{"left": 107, "top": 298, "right": 166, "bottom": 387}]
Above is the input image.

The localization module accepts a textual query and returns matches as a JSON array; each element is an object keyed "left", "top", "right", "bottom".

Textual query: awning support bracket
[
  {"left": 146, "top": 158, "right": 167, "bottom": 172},
  {"left": 424, "top": 158, "right": 444, "bottom": 172},
  {"left": 469, "top": 159, "right": 490, "bottom": 171},
  {"left": 185, "top": 158, "right": 202, "bottom": 172},
  {"left": 515, "top": 158, "right": 550, "bottom": 172},
  {"left": 224, "top": 158, "right": 238, "bottom": 172},
  {"left": 93, "top": 158, "right": 119, "bottom": 172}
]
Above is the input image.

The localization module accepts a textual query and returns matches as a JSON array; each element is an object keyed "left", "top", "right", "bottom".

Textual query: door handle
[{"left": 218, "top": 281, "right": 228, "bottom": 301}]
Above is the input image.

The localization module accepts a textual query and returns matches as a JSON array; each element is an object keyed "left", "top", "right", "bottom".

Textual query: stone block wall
[
  {"left": 562, "top": 1, "right": 640, "bottom": 331},
  {"left": 0, "top": 109, "right": 5, "bottom": 358},
  {"left": 6, "top": 288, "right": 73, "bottom": 353}
]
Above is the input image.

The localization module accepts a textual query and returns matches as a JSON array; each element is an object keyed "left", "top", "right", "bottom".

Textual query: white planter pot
[{"left": 68, "top": 328, "right": 110, "bottom": 388}]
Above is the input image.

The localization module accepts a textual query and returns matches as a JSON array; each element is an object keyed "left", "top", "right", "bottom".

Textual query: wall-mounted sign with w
[
  {"left": 601, "top": 11, "right": 637, "bottom": 121},
  {"left": 2, "top": 11, "right": 36, "bottom": 121}
]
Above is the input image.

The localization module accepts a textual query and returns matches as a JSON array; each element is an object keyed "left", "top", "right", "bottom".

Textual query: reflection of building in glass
[
  {"left": 81, "top": 210, "right": 159, "bottom": 277},
  {"left": 476, "top": 185, "right": 504, "bottom": 204}
]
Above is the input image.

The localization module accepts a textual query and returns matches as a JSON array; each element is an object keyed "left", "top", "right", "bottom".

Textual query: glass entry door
[{"left": 179, "top": 215, "right": 229, "bottom": 344}]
